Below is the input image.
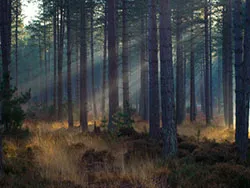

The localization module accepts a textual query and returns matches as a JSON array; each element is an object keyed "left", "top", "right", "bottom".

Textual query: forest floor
[{"left": 1, "top": 114, "right": 250, "bottom": 188}]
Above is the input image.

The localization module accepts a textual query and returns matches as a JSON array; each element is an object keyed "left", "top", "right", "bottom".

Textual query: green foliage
[
  {"left": 100, "top": 116, "right": 108, "bottom": 129},
  {"left": 0, "top": 75, "right": 30, "bottom": 132},
  {"left": 112, "top": 108, "right": 134, "bottom": 129}
]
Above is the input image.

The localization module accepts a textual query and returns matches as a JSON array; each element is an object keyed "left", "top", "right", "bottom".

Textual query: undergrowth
[{"left": 1, "top": 118, "right": 250, "bottom": 188}]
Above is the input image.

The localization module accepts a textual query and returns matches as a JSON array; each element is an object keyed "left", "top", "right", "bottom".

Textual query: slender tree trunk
[
  {"left": 43, "top": 4, "right": 48, "bottom": 107},
  {"left": 222, "top": 6, "right": 228, "bottom": 125},
  {"left": 139, "top": 13, "right": 148, "bottom": 120},
  {"left": 58, "top": 3, "right": 65, "bottom": 120},
  {"left": 217, "top": 49, "right": 222, "bottom": 114},
  {"left": 122, "top": 0, "right": 130, "bottom": 121},
  {"left": 190, "top": 12, "right": 196, "bottom": 122},
  {"left": 176, "top": 4, "right": 185, "bottom": 125},
  {"left": 102, "top": 2, "right": 107, "bottom": 117},
  {"left": 148, "top": 0, "right": 160, "bottom": 137},
  {"left": 15, "top": 0, "right": 18, "bottom": 90},
  {"left": 227, "top": 0, "right": 233, "bottom": 128},
  {"left": 209, "top": 0, "right": 213, "bottom": 119},
  {"left": 234, "top": 0, "right": 243, "bottom": 147},
  {"left": 75, "top": 32, "right": 80, "bottom": 107},
  {"left": 67, "top": 0, "right": 73, "bottom": 128},
  {"left": 236, "top": 0, "right": 250, "bottom": 161},
  {"left": 223, "top": 1, "right": 233, "bottom": 128},
  {"left": 160, "top": 0, "right": 177, "bottom": 157},
  {"left": 38, "top": 34, "right": 43, "bottom": 103},
  {"left": 53, "top": 5, "right": 57, "bottom": 113},
  {"left": 80, "top": 0, "right": 88, "bottom": 132},
  {"left": 108, "top": 0, "right": 119, "bottom": 130},
  {"left": 0, "top": 0, "right": 12, "bottom": 176},
  {"left": 90, "top": 1, "right": 97, "bottom": 121},
  {"left": 204, "top": 0, "right": 211, "bottom": 125}
]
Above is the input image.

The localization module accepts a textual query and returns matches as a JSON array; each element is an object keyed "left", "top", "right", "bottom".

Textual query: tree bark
[
  {"left": 204, "top": 0, "right": 211, "bottom": 125},
  {"left": 57, "top": 1, "right": 65, "bottom": 121},
  {"left": 122, "top": 0, "right": 130, "bottom": 122},
  {"left": 102, "top": 2, "right": 107, "bottom": 117},
  {"left": 236, "top": 0, "right": 250, "bottom": 161},
  {"left": 67, "top": 0, "right": 73, "bottom": 128},
  {"left": 90, "top": 1, "right": 97, "bottom": 121},
  {"left": 15, "top": 0, "right": 19, "bottom": 90},
  {"left": 223, "top": 1, "right": 233, "bottom": 128},
  {"left": 190, "top": 12, "right": 196, "bottom": 122},
  {"left": 176, "top": 3, "right": 185, "bottom": 125},
  {"left": 108, "top": 0, "right": 119, "bottom": 130},
  {"left": 148, "top": 0, "right": 160, "bottom": 137},
  {"left": 0, "top": 0, "right": 12, "bottom": 176},
  {"left": 53, "top": 4, "right": 57, "bottom": 113},
  {"left": 160, "top": 0, "right": 177, "bottom": 157},
  {"left": 80, "top": 0, "right": 88, "bottom": 132}
]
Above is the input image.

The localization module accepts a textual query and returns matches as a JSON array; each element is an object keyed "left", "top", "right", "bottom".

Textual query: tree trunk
[
  {"left": 223, "top": 1, "right": 233, "bottom": 128},
  {"left": 53, "top": 5, "right": 57, "bottom": 113},
  {"left": 80, "top": 0, "right": 88, "bottom": 132},
  {"left": 236, "top": 0, "right": 250, "bottom": 161},
  {"left": 209, "top": 0, "right": 213, "bottom": 119},
  {"left": 38, "top": 34, "right": 43, "bottom": 103},
  {"left": 176, "top": 4, "right": 185, "bottom": 125},
  {"left": 139, "top": 13, "right": 148, "bottom": 120},
  {"left": 227, "top": 0, "right": 233, "bottom": 128},
  {"left": 67, "top": 0, "right": 73, "bottom": 128},
  {"left": 190, "top": 12, "right": 196, "bottom": 122},
  {"left": 148, "top": 0, "right": 160, "bottom": 137},
  {"left": 0, "top": 0, "right": 12, "bottom": 176},
  {"left": 122, "top": 0, "right": 130, "bottom": 122},
  {"left": 108, "top": 0, "right": 119, "bottom": 130},
  {"left": 217, "top": 50, "right": 222, "bottom": 114},
  {"left": 102, "top": 2, "right": 107, "bottom": 117},
  {"left": 57, "top": 2, "right": 65, "bottom": 121},
  {"left": 15, "top": 0, "right": 18, "bottom": 90},
  {"left": 43, "top": 3, "right": 48, "bottom": 107},
  {"left": 90, "top": 1, "right": 97, "bottom": 121},
  {"left": 204, "top": 0, "right": 211, "bottom": 125},
  {"left": 160, "top": 0, "right": 177, "bottom": 157}
]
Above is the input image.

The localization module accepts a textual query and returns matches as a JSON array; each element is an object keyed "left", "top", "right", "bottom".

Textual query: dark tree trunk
[
  {"left": 204, "top": 0, "right": 211, "bottom": 125},
  {"left": 75, "top": 20, "right": 80, "bottom": 107},
  {"left": 236, "top": 0, "right": 250, "bottom": 161},
  {"left": 160, "top": 0, "right": 177, "bottom": 157},
  {"left": 90, "top": 1, "right": 97, "bottom": 121},
  {"left": 0, "top": 0, "right": 12, "bottom": 176},
  {"left": 108, "top": 0, "right": 119, "bottom": 130},
  {"left": 227, "top": 0, "right": 233, "bottom": 128},
  {"left": 15, "top": 0, "right": 18, "bottom": 89},
  {"left": 102, "top": 2, "right": 107, "bottom": 117},
  {"left": 122, "top": 0, "right": 130, "bottom": 121},
  {"left": 67, "top": 0, "right": 73, "bottom": 128},
  {"left": 217, "top": 50, "right": 222, "bottom": 114},
  {"left": 176, "top": 4, "right": 185, "bottom": 125},
  {"left": 209, "top": 0, "right": 213, "bottom": 119},
  {"left": 139, "top": 14, "right": 148, "bottom": 120},
  {"left": 38, "top": 34, "right": 43, "bottom": 103},
  {"left": 53, "top": 5, "right": 57, "bottom": 113},
  {"left": 223, "top": 1, "right": 233, "bottom": 128},
  {"left": 222, "top": 6, "right": 228, "bottom": 125},
  {"left": 148, "top": 0, "right": 160, "bottom": 137},
  {"left": 190, "top": 12, "right": 196, "bottom": 122},
  {"left": 234, "top": 0, "right": 243, "bottom": 147},
  {"left": 80, "top": 0, "right": 88, "bottom": 132},
  {"left": 57, "top": 2, "right": 65, "bottom": 121},
  {"left": 43, "top": 3, "right": 48, "bottom": 107}
]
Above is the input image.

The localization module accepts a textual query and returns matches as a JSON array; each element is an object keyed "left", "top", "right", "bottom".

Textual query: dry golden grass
[{"left": 4, "top": 115, "right": 249, "bottom": 187}]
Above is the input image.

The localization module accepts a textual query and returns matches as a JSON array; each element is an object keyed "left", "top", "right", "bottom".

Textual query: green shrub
[{"left": 0, "top": 75, "right": 30, "bottom": 132}]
